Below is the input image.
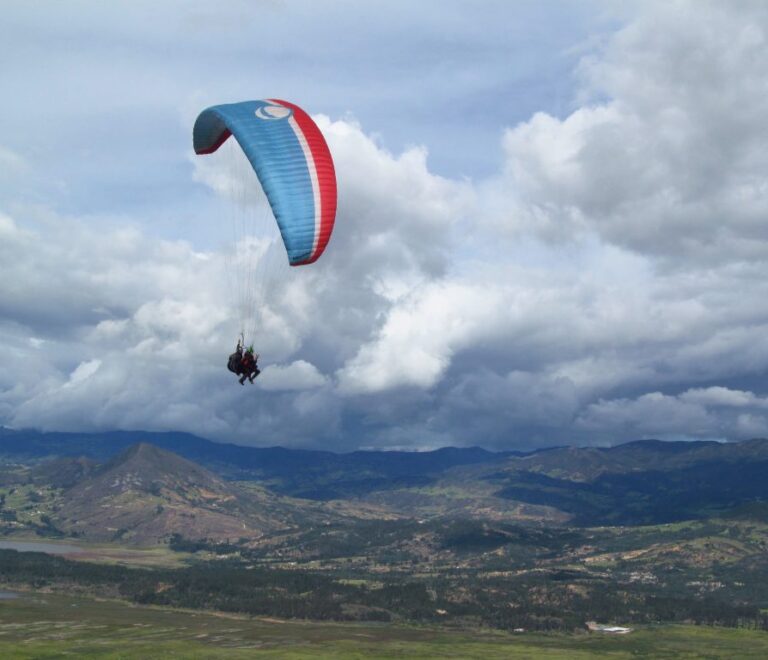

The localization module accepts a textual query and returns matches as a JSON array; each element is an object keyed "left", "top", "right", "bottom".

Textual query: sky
[{"left": 2, "top": 0, "right": 768, "bottom": 451}]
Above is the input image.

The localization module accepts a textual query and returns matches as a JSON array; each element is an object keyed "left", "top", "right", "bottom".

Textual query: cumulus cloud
[
  {"left": 496, "top": 0, "right": 768, "bottom": 264},
  {"left": 65, "top": 359, "right": 101, "bottom": 387},
  {"left": 328, "top": 0, "right": 768, "bottom": 446},
  {"left": 2, "top": 1, "right": 768, "bottom": 450},
  {"left": 576, "top": 386, "right": 768, "bottom": 441},
  {"left": 337, "top": 281, "right": 504, "bottom": 393},
  {"left": 259, "top": 360, "right": 327, "bottom": 391}
]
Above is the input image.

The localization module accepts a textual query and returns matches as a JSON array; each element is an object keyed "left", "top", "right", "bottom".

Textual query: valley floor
[{"left": 0, "top": 591, "right": 767, "bottom": 659}]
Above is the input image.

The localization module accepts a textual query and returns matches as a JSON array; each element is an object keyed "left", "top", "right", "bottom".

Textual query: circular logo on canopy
[{"left": 255, "top": 105, "right": 292, "bottom": 120}]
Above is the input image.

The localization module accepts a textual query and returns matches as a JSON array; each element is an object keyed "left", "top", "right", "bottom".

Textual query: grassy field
[
  {"left": 0, "top": 536, "right": 191, "bottom": 568},
  {"left": 1, "top": 591, "right": 767, "bottom": 658}
]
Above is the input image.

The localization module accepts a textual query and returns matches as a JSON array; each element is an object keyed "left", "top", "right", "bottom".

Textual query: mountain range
[
  {"left": 0, "top": 427, "right": 509, "bottom": 497},
  {"left": 3, "top": 428, "right": 768, "bottom": 545},
  {"left": 4, "top": 430, "right": 768, "bottom": 636}
]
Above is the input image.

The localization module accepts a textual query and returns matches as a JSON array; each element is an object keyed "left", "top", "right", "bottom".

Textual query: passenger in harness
[
  {"left": 227, "top": 339, "right": 260, "bottom": 385},
  {"left": 239, "top": 346, "right": 260, "bottom": 385}
]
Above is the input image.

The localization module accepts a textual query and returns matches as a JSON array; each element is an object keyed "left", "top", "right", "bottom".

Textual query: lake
[{"left": 0, "top": 540, "right": 84, "bottom": 554}]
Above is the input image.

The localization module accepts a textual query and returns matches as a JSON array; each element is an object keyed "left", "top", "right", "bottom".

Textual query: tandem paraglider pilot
[{"left": 227, "top": 341, "right": 261, "bottom": 385}]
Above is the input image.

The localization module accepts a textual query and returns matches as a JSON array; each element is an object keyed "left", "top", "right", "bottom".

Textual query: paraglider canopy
[{"left": 193, "top": 99, "right": 337, "bottom": 265}]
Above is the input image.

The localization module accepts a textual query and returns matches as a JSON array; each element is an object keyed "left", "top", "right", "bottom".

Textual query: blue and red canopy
[{"left": 193, "top": 99, "right": 337, "bottom": 265}]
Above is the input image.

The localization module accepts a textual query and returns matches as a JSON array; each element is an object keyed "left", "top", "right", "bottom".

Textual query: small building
[{"left": 586, "top": 621, "right": 632, "bottom": 634}]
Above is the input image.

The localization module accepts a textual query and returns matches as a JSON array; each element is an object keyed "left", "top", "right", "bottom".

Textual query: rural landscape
[{"left": 2, "top": 429, "right": 768, "bottom": 656}]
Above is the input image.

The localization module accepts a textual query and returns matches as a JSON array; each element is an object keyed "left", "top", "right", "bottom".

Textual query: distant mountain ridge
[
  {"left": 0, "top": 427, "right": 516, "bottom": 498},
  {"left": 3, "top": 428, "right": 768, "bottom": 528},
  {"left": 427, "top": 437, "right": 768, "bottom": 525},
  {"left": 498, "top": 437, "right": 768, "bottom": 481}
]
